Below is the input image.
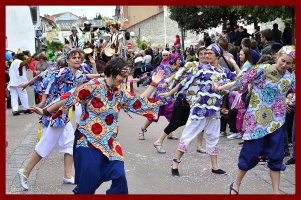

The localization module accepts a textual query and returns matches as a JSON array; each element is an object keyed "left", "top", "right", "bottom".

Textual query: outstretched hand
[
  {"left": 151, "top": 70, "right": 164, "bottom": 84},
  {"left": 28, "top": 106, "right": 43, "bottom": 115},
  {"left": 158, "top": 92, "right": 170, "bottom": 98},
  {"left": 18, "top": 83, "right": 28, "bottom": 91},
  {"left": 88, "top": 55, "right": 95, "bottom": 64},
  {"left": 212, "top": 81, "right": 219, "bottom": 92}
]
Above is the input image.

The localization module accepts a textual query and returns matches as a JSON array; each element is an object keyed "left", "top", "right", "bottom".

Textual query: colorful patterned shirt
[
  {"left": 178, "top": 64, "right": 236, "bottom": 119},
  {"left": 229, "top": 64, "right": 295, "bottom": 140},
  {"left": 46, "top": 78, "right": 160, "bottom": 161},
  {"left": 152, "top": 64, "right": 176, "bottom": 105},
  {"left": 39, "top": 67, "right": 90, "bottom": 127}
]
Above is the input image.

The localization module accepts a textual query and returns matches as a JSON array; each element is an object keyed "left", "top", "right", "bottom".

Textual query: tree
[
  {"left": 41, "top": 40, "right": 66, "bottom": 53},
  {"left": 136, "top": 38, "right": 151, "bottom": 50},
  {"left": 169, "top": 6, "right": 295, "bottom": 36}
]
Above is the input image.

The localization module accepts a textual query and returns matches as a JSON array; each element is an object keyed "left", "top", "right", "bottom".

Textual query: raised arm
[{"left": 140, "top": 70, "right": 164, "bottom": 98}]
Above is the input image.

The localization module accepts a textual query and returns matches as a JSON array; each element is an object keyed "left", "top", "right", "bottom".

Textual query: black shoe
[
  {"left": 12, "top": 111, "right": 20, "bottom": 116},
  {"left": 171, "top": 166, "right": 180, "bottom": 176},
  {"left": 211, "top": 169, "right": 227, "bottom": 175},
  {"left": 23, "top": 110, "right": 33, "bottom": 114},
  {"left": 285, "top": 158, "right": 295, "bottom": 165},
  {"left": 284, "top": 150, "right": 290, "bottom": 157},
  {"left": 258, "top": 156, "right": 268, "bottom": 165}
]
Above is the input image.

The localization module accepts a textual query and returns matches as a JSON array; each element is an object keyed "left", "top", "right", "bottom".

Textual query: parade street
[{"left": 6, "top": 86, "right": 295, "bottom": 195}]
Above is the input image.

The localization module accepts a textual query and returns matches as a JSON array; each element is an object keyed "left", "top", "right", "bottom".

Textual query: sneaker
[
  {"left": 219, "top": 132, "right": 227, "bottom": 137},
  {"left": 63, "top": 176, "right": 74, "bottom": 184},
  {"left": 227, "top": 133, "right": 242, "bottom": 139},
  {"left": 211, "top": 169, "right": 227, "bottom": 175},
  {"left": 285, "top": 158, "right": 295, "bottom": 165},
  {"left": 196, "top": 147, "right": 206, "bottom": 153}
]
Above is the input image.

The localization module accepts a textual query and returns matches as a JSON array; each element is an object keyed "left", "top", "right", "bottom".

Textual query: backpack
[{"left": 125, "top": 31, "right": 130, "bottom": 40}]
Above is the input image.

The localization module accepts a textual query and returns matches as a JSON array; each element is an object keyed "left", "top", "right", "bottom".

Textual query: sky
[{"left": 39, "top": 6, "right": 116, "bottom": 19}]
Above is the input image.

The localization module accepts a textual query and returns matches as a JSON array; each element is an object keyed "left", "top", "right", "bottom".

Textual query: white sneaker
[
  {"left": 227, "top": 133, "right": 242, "bottom": 139},
  {"left": 17, "top": 169, "right": 29, "bottom": 190},
  {"left": 63, "top": 176, "right": 74, "bottom": 184}
]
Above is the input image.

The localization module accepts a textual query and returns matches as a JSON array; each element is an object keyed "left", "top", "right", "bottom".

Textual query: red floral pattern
[
  {"left": 91, "top": 123, "right": 103, "bottom": 135},
  {"left": 52, "top": 110, "right": 63, "bottom": 119},
  {"left": 115, "top": 145, "right": 123, "bottom": 156},
  {"left": 105, "top": 114, "right": 114, "bottom": 125},
  {"left": 106, "top": 91, "right": 113, "bottom": 101},
  {"left": 83, "top": 110, "right": 89, "bottom": 120},
  {"left": 78, "top": 89, "right": 91, "bottom": 100},
  {"left": 143, "top": 113, "right": 155, "bottom": 119},
  {"left": 93, "top": 79, "right": 100, "bottom": 84},
  {"left": 108, "top": 137, "right": 113, "bottom": 148},
  {"left": 87, "top": 141, "right": 94, "bottom": 148},
  {"left": 147, "top": 98, "right": 158, "bottom": 103},
  {"left": 60, "top": 92, "right": 71, "bottom": 100},
  {"left": 78, "top": 132, "right": 85, "bottom": 140},
  {"left": 91, "top": 97, "right": 104, "bottom": 108},
  {"left": 133, "top": 100, "right": 142, "bottom": 110},
  {"left": 117, "top": 103, "right": 121, "bottom": 110},
  {"left": 128, "top": 92, "right": 135, "bottom": 97}
]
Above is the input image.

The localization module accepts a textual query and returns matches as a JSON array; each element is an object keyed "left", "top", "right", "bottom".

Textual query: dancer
[
  {"left": 29, "top": 57, "right": 164, "bottom": 194},
  {"left": 170, "top": 44, "right": 239, "bottom": 176},
  {"left": 137, "top": 54, "right": 181, "bottom": 140},
  {"left": 153, "top": 47, "right": 208, "bottom": 154},
  {"left": 213, "top": 46, "right": 295, "bottom": 194},
  {"left": 17, "top": 49, "right": 100, "bottom": 191}
]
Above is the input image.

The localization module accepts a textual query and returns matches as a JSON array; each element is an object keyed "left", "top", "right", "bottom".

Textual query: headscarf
[
  {"left": 278, "top": 45, "right": 295, "bottom": 59},
  {"left": 206, "top": 44, "right": 222, "bottom": 56}
]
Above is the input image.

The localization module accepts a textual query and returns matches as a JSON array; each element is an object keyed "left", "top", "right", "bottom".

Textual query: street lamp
[
  {"left": 142, "top": 36, "right": 147, "bottom": 41},
  {"left": 130, "top": 31, "right": 140, "bottom": 40}
]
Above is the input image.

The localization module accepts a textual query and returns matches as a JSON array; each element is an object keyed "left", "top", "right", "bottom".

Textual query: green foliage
[
  {"left": 136, "top": 38, "right": 151, "bottom": 50},
  {"left": 169, "top": 6, "right": 295, "bottom": 34},
  {"left": 41, "top": 40, "right": 66, "bottom": 53}
]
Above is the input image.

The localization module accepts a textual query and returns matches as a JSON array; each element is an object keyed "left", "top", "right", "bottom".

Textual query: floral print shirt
[
  {"left": 46, "top": 78, "right": 160, "bottom": 161},
  {"left": 229, "top": 64, "right": 295, "bottom": 140},
  {"left": 39, "top": 67, "right": 90, "bottom": 127},
  {"left": 152, "top": 64, "right": 176, "bottom": 105},
  {"left": 178, "top": 64, "right": 236, "bottom": 119}
]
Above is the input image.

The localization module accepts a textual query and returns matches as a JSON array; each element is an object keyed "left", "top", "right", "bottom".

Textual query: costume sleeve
[
  {"left": 119, "top": 90, "right": 160, "bottom": 120},
  {"left": 229, "top": 64, "right": 265, "bottom": 92},
  {"left": 44, "top": 78, "right": 98, "bottom": 118}
]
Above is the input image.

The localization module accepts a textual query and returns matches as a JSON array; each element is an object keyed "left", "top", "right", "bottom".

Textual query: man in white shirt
[{"left": 8, "top": 49, "right": 32, "bottom": 116}]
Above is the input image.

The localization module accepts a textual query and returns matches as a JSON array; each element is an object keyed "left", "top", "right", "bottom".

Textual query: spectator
[
  {"left": 282, "top": 22, "right": 293, "bottom": 45},
  {"left": 204, "top": 32, "right": 212, "bottom": 47},
  {"left": 272, "top": 23, "right": 282, "bottom": 44},
  {"left": 252, "top": 26, "right": 261, "bottom": 51},
  {"left": 174, "top": 35, "right": 181, "bottom": 49},
  {"left": 232, "top": 25, "right": 241, "bottom": 47},
  {"left": 260, "top": 29, "right": 278, "bottom": 55},
  {"left": 8, "top": 48, "right": 33, "bottom": 116},
  {"left": 218, "top": 38, "right": 234, "bottom": 71},
  {"left": 151, "top": 47, "right": 162, "bottom": 69},
  {"left": 237, "top": 38, "right": 260, "bottom": 65}
]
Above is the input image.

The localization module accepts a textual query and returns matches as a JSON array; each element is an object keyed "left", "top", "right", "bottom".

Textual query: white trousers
[
  {"left": 75, "top": 103, "right": 82, "bottom": 124},
  {"left": 178, "top": 112, "right": 221, "bottom": 155},
  {"left": 35, "top": 122, "right": 74, "bottom": 158},
  {"left": 10, "top": 86, "right": 29, "bottom": 112}
]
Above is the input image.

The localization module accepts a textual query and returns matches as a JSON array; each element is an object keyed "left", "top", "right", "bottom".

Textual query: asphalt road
[{"left": 5, "top": 85, "right": 296, "bottom": 195}]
